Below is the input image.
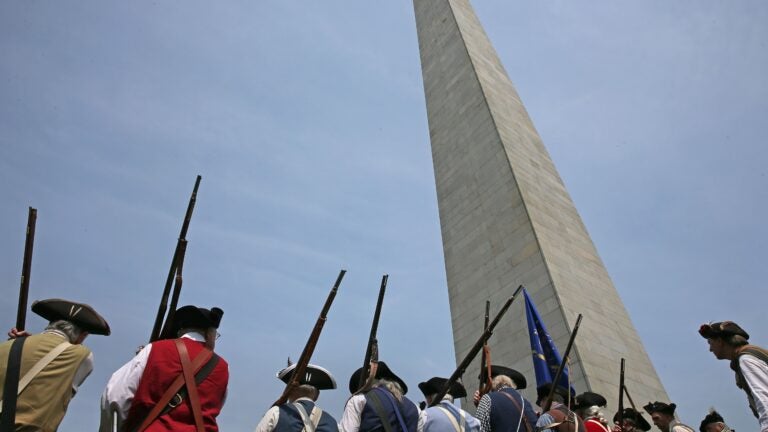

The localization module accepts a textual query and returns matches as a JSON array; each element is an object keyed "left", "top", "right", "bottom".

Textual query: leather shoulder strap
[
  {"left": 134, "top": 341, "right": 214, "bottom": 432},
  {"left": 0, "top": 337, "right": 27, "bottom": 429},
  {"left": 177, "top": 339, "right": 204, "bottom": 432},
  {"left": 498, "top": 391, "right": 533, "bottom": 432}
]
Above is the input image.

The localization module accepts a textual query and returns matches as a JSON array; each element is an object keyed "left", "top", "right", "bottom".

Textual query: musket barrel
[
  {"left": 478, "top": 300, "right": 491, "bottom": 393},
  {"left": 358, "top": 274, "right": 388, "bottom": 391},
  {"left": 618, "top": 358, "right": 625, "bottom": 425},
  {"left": 16, "top": 207, "right": 37, "bottom": 331},
  {"left": 273, "top": 269, "right": 346, "bottom": 407},
  {"left": 159, "top": 239, "right": 188, "bottom": 339},
  {"left": 540, "top": 313, "right": 583, "bottom": 412},
  {"left": 429, "top": 285, "right": 524, "bottom": 407},
  {"left": 150, "top": 175, "right": 202, "bottom": 342}
]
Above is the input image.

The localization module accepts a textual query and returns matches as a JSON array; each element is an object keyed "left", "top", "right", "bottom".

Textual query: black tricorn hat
[
  {"left": 643, "top": 401, "right": 676, "bottom": 416},
  {"left": 536, "top": 383, "right": 573, "bottom": 405},
  {"left": 698, "top": 321, "right": 749, "bottom": 340},
  {"left": 32, "top": 299, "right": 110, "bottom": 336},
  {"left": 278, "top": 363, "right": 337, "bottom": 391},
  {"left": 418, "top": 377, "right": 467, "bottom": 399},
  {"left": 573, "top": 392, "right": 607, "bottom": 410},
  {"left": 478, "top": 365, "right": 528, "bottom": 389},
  {"left": 614, "top": 408, "right": 652, "bottom": 432},
  {"left": 699, "top": 410, "right": 724, "bottom": 432},
  {"left": 173, "top": 305, "right": 224, "bottom": 331},
  {"left": 348, "top": 361, "right": 408, "bottom": 395}
]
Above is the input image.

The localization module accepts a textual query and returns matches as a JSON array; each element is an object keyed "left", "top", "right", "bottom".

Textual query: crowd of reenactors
[
  {"left": 0, "top": 296, "right": 764, "bottom": 432},
  {"left": 2, "top": 185, "right": 765, "bottom": 432}
]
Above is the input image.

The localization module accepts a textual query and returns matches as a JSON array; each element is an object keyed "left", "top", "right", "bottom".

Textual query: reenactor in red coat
[{"left": 100, "top": 305, "right": 229, "bottom": 432}]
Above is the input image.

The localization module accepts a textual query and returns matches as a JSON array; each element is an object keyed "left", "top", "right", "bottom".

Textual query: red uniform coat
[{"left": 125, "top": 338, "right": 228, "bottom": 432}]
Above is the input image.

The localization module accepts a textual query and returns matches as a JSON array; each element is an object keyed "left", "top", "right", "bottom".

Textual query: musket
[
  {"left": 15, "top": 207, "right": 37, "bottom": 331},
  {"left": 618, "top": 358, "right": 625, "bottom": 427},
  {"left": 356, "top": 274, "right": 388, "bottom": 393},
  {"left": 159, "top": 239, "right": 187, "bottom": 339},
  {"left": 149, "top": 175, "right": 201, "bottom": 342},
  {"left": 540, "top": 313, "right": 583, "bottom": 413},
  {"left": 429, "top": 285, "right": 524, "bottom": 407},
  {"left": 272, "top": 269, "right": 346, "bottom": 407},
  {"left": 478, "top": 300, "right": 492, "bottom": 398}
]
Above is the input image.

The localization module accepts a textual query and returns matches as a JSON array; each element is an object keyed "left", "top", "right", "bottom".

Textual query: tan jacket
[{"left": 0, "top": 331, "right": 90, "bottom": 432}]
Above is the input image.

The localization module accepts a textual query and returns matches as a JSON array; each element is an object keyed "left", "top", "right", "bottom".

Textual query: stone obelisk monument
[{"left": 412, "top": 0, "right": 669, "bottom": 411}]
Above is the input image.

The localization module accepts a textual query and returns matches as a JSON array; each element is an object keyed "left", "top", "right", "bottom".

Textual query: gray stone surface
[{"left": 412, "top": 0, "right": 669, "bottom": 414}]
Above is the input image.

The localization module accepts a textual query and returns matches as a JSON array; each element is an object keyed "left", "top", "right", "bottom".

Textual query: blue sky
[{"left": 1, "top": 1, "right": 766, "bottom": 431}]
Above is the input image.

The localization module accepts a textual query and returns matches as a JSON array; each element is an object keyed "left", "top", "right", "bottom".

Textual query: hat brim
[
  {"left": 418, "top": 377, "right": 467, "bottom": 399},
  {"left": 173, "top": 305, "right": 223, "bottom": 332},
  {"left": 480, "top": 365, "right": 527, "bottom": 389},
  {"left": 349, "top": 361, "right": 408, "bottom": 395},
  {"left": 278, "top": 363, "right": 337, "bottom": 390},
  {"left": 31, "top": 299, "right": 110, "bottom": 336},
  {"left": 574, "top": 392, "right": 607, "bottom": 410},
  {"left": 614, "top": 409, "right": 651, "bottom": 432}
]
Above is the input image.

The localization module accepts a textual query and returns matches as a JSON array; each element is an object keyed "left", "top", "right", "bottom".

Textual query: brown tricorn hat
[{"left": 32, "top": 298, "right": 111, "bottom": 336}]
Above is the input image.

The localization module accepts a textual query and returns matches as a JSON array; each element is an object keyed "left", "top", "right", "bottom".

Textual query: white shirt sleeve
[
  {"left": 98, "top": 344, "right": 152, "bottom": 432},
  {"left": 254, "top": 406, "right": 281, "bottom": 432},
  {"left": 72, "top": 351, "right": 94, "bottom": 394},
  {"left": 417, "top": 408, "right": 428, "bottom": 432},
  {"left": 741, "top": 355, "right": 768, "bottom": 432},
  {"left": 339, "top": 394, "right": 366, "bottom": 432}
]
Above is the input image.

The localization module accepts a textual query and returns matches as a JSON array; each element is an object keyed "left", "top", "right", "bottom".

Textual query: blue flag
[{"left": 523, "top": 288, "right": 572, "bottom": 391}]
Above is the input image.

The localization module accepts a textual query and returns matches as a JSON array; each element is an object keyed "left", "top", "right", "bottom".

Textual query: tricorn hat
[
  {"left": 32, "top": 298, "right": 110, "bottom": 336},
  {"left": 348, "top": 361, "right": 408, "bottom": 395},
  {"left": 173, "top": 305, "right": 223, "bottom": 331},
  {"left": 699, "top": 409, "right": 725, "bottom": 432},
  {"left": 478, "top": 365, "right": 528, "bottom": 389},
  {"left": 418, "top": 377, "right": 467, "bottom": 399},
  {"left": 573, "top": 392, "right": 607, "bottom": 410},
  {"left": 698, "top": 321, "right": 749, "bottom": 340},
  {"left": 614, "top": 408, "right": 652, "bottom": 432},
  {"left": 277, "top": 363, "right": 337, "bottom": 391},
  {"left": 699, "top": 410, "right": 725, "bottom": 432},
  {"left": 536, "top": 383, "right": 574, "bottom": 405},
  {"left": 644, "top": 401, "right": 676, "bottom": 416}
]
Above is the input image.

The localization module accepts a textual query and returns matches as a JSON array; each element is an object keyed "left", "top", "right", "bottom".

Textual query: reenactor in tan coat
[{"left": 0, "top": 298, "right": 110, "bottom": 432}]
